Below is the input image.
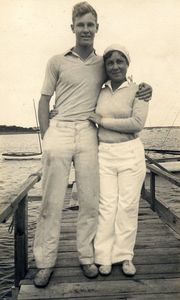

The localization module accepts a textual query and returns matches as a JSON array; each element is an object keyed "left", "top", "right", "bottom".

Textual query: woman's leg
[
  {"left": 94, "top": 143, "right": 118, "bottom": 266},
  {"left": 112, "top": 139, "right": 146, "bottom": 264}
]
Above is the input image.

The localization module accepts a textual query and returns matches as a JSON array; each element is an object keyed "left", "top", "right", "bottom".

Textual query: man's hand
[
  {"left": 136, "top": 83, "right": 152, "bottom": 101},
  {"left": 88, "top": 113, "right": 102, "bottom": 125},
  {"left": 49, "top": 108, "right": 58, "bottom": 119}
]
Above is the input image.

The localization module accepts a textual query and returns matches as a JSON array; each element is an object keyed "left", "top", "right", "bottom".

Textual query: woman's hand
[
  {"left": 49, "top": 108, "right": 58, "bottom": 119},
  {"left": 88, "top": 113, "right": 102, "bottom": 125},
  {"left": 136, "top": 83, "right": 152, "bottom": 101}
]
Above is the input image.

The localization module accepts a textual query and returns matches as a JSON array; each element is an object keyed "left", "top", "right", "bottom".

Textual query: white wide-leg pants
[
  {"left": 94, "top": 138, "right": 146, "bottom": 265},
  {"left": 34, "top": 119, "right": 99, "bottom": 268}
]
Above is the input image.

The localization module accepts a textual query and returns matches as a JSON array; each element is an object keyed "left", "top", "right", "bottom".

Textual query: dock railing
[
  {"left": 141, "top": 163, "right": 180, "bottom": 235},
  {"left": 0, "top": 168, "right": 42, "bottom": 298},
  {"left": 0, "top": 164, "right": 180, "bottom": 298}
]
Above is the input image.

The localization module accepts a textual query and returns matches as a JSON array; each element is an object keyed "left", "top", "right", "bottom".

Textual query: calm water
[
  {"left": 0, "top": 134, "right": 42, "bottom": 299},
  {"left": 0, "top": 128, "right": 180, "bottom": 299}
]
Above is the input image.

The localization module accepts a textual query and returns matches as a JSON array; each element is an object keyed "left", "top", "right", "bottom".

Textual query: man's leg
[
  {"left": 33, "top": 124, "right": 74, "bottom": 286},
  {"left": 74, "top": 122, "right": 99, "bottom": 278}
]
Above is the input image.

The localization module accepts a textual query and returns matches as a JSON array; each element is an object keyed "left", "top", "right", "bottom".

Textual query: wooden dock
[
  {"left": 1, "top": 164, "right": 180, "bottom": 300},
  {"left": 17, "top": 188, "right": 180, "bottom": 300}
]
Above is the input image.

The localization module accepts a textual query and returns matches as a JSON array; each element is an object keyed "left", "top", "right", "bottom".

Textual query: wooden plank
[
  {"left": 25, "top": 262, "right": 180, "bottom": 280},
  {"left": 23, "top": 273, "right": 180, "bottom": 289},
  {"left": 0, "top": 203, "right": 14, "bottom": 223},
  {"left": 147, "top": 164, "right": 180, "bottom": 187},
  {"left": 60, "top": 215, "right": 160, "bottom": 222},
  {"left": 154, "top": 157, "right": 180, "bottom": 162},
  {"left": 56, "top": 243, "right": 180, "bottom": 253},
  {"left": 57, "top": 231, "right": 179, "bottom": 243},
  {"left": 21, "top": 273, "right": 180, "bottom": 287},
  {"left": 29, "top": 252, "right": 180, "bottom": 269},
  {"left": 0, "top": 168, "right": 42, "bottom": 223},
  {"left": 57, "top": 231, "right": 176, "bottom": 241},
  {"left": 34, "top": 236, "right": 178, "bottom": 248},
  {"left": 126, "top": 293, "right": 180, "bottom": 299},
  {"left": 59, "top": 225, "right": 175, "bottom": 236},
  {"left": 18, "top": 296, "right": 126, "bottom": 300},
  {"left": 26, "top": 235, "right": 178, "bottom": 248},
  {"left": 17, "top": 295, "right": 180, "bottom": 300},
  {"left": 142, "top": 189, "right": 180, "bottom": 234},
  {"left": 59, "top": 221, "right": 170, "bottom": 231},
  {"left": 18, "top": 278, "right": 180, "bottom": 299},
  {"left": 145, "top": 155, "right": 173, "bottom": 175},
  {"left": 29, "top": 246, "right": 180, "bottom": 259}
]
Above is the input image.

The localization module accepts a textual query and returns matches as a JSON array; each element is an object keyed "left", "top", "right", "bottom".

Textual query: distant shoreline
[
  {"left": 0, "top": 126, "right": 180, "bottom": 135},
  {"left": 0, "top": 132, "right": 38, "bottom": 135},
  {"left": 0, "top": 126, "right": 180, "bottom": 136},
  {"left": 144, "top": 126, "right": 180, "bottom": 129},
  {"left": 0, "top": 125, "right": 40, "bottom": 135}
]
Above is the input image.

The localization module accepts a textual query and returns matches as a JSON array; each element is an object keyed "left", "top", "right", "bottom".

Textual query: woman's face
[{"left": 105, "top": 51, "right": 128, "bottom": 84}]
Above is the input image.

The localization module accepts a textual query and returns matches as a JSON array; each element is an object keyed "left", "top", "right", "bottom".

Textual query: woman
[{"left": 88, "top": 44, "right": 149, "bottom": 276}]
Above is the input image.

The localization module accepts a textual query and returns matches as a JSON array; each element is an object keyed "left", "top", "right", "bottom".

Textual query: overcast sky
[{"left": 1, "top": 0, "right": 180, "bottom": 127}]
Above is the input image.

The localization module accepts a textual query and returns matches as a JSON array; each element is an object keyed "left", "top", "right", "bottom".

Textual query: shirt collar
[
  {"left": 64, "top": 48, "right": 97, "bottom": 59},
  {"left": 103, "top": 80, "right": 130, "bottom": 91}
]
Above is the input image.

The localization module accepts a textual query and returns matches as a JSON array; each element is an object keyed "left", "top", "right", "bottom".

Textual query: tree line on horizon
[{"left": 0, "top": 125, "right": 39, "bottom": 132}]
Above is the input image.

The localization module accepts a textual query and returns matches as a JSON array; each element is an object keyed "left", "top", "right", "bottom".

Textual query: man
[{"left": 33, "top": 1, "right": 152, "bottom": 288}]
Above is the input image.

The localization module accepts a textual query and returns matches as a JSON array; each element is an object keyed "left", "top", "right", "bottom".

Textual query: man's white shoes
[
  {"left": 122, "top": 260, "right": 136, "bottom": 276},
  {"left": 81, "top": 264, "right": 99, "bottom": 278},
  {"left": 99, "top": 265, "right": 112, "bottom": 276},
  {"left": 34, "top": 268, "right": 54, "bottom": 288}
]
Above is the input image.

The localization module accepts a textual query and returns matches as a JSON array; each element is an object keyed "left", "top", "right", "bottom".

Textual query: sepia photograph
[{"left": 0, "top": 0, "right": 180, "bottom": 299}]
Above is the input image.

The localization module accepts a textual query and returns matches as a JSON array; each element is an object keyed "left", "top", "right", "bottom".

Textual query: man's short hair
[{"left": 72, "top": 2, "right": 98, "bottom": 23}]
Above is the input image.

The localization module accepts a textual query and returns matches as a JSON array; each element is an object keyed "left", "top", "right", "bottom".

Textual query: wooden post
[
  {"left": 150, "top": 172, "right": 156, "bottom": 212},
  {"left": 11, "top": 285, "right": 19, "bottom": 300},
  {"left": 141, "top": 181, "right": 146, "bottom": 199},
  {"left": 14, "top": 194, "right": 28, "bottom": 287}
]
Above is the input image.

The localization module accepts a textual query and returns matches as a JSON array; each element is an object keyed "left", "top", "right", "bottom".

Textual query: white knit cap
[{"left": 103, "top": 44, "right": 131, "bottom": 65}]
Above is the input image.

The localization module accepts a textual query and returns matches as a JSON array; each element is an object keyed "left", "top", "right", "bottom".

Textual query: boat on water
[
  {"left": 146, "top": 158, "right": 180, "bottom": 173},
  {"left": 2, "top": 152, "right": 42, "bottom": 160},
  {"left": 2, "top": 99, "right": 43, "bottom": 161},
  {"left": 145, "top": 153, "right": 180, "bottom": 173},
  {"left": 153, "top": 157, "right": 180, "bottom": 173}
]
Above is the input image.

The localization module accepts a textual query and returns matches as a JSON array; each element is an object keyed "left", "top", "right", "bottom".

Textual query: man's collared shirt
[{"left": 41, "top": 49, "right": 106, "bottom": 121}]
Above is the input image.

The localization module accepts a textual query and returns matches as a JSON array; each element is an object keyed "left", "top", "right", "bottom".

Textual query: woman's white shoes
[
  {"left": 99, "top": 261, "right": 136, "bottom": 276},
  {"left": 99, "top": 265, "right": 112, "bottom": 276},
  {"left": 122, "top": 260, "right": 136, "bottom": 276}
]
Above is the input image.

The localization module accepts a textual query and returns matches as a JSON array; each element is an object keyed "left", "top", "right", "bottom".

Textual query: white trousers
[
  {"left": 33, "top": 120, "right": 99, "bottom": 268},
  {"left": 94, "top": 138, "right": 146, "bottom": 265}
]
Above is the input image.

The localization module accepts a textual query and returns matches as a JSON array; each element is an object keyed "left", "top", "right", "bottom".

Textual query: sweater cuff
[{"left": 100, "top": 117, "right": 104, "bottom": 127}]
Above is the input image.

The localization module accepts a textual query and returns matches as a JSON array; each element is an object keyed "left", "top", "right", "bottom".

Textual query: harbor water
[{"left": 0, "top": 127, "right": 180, "bottom": 299}]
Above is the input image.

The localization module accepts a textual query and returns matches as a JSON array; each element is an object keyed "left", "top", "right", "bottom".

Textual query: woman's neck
[{"left": 111, "top": 78, "right": 127, "bottom": 92}]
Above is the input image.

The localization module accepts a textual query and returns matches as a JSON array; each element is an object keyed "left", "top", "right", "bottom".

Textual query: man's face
[{"left": 71, "top": 13, "right": 99, "bottom": 47}]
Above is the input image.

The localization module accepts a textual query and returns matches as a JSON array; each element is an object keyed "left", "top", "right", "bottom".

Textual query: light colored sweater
[{"left": 96, "top": 80, "right": 149, "bottom": 143}]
